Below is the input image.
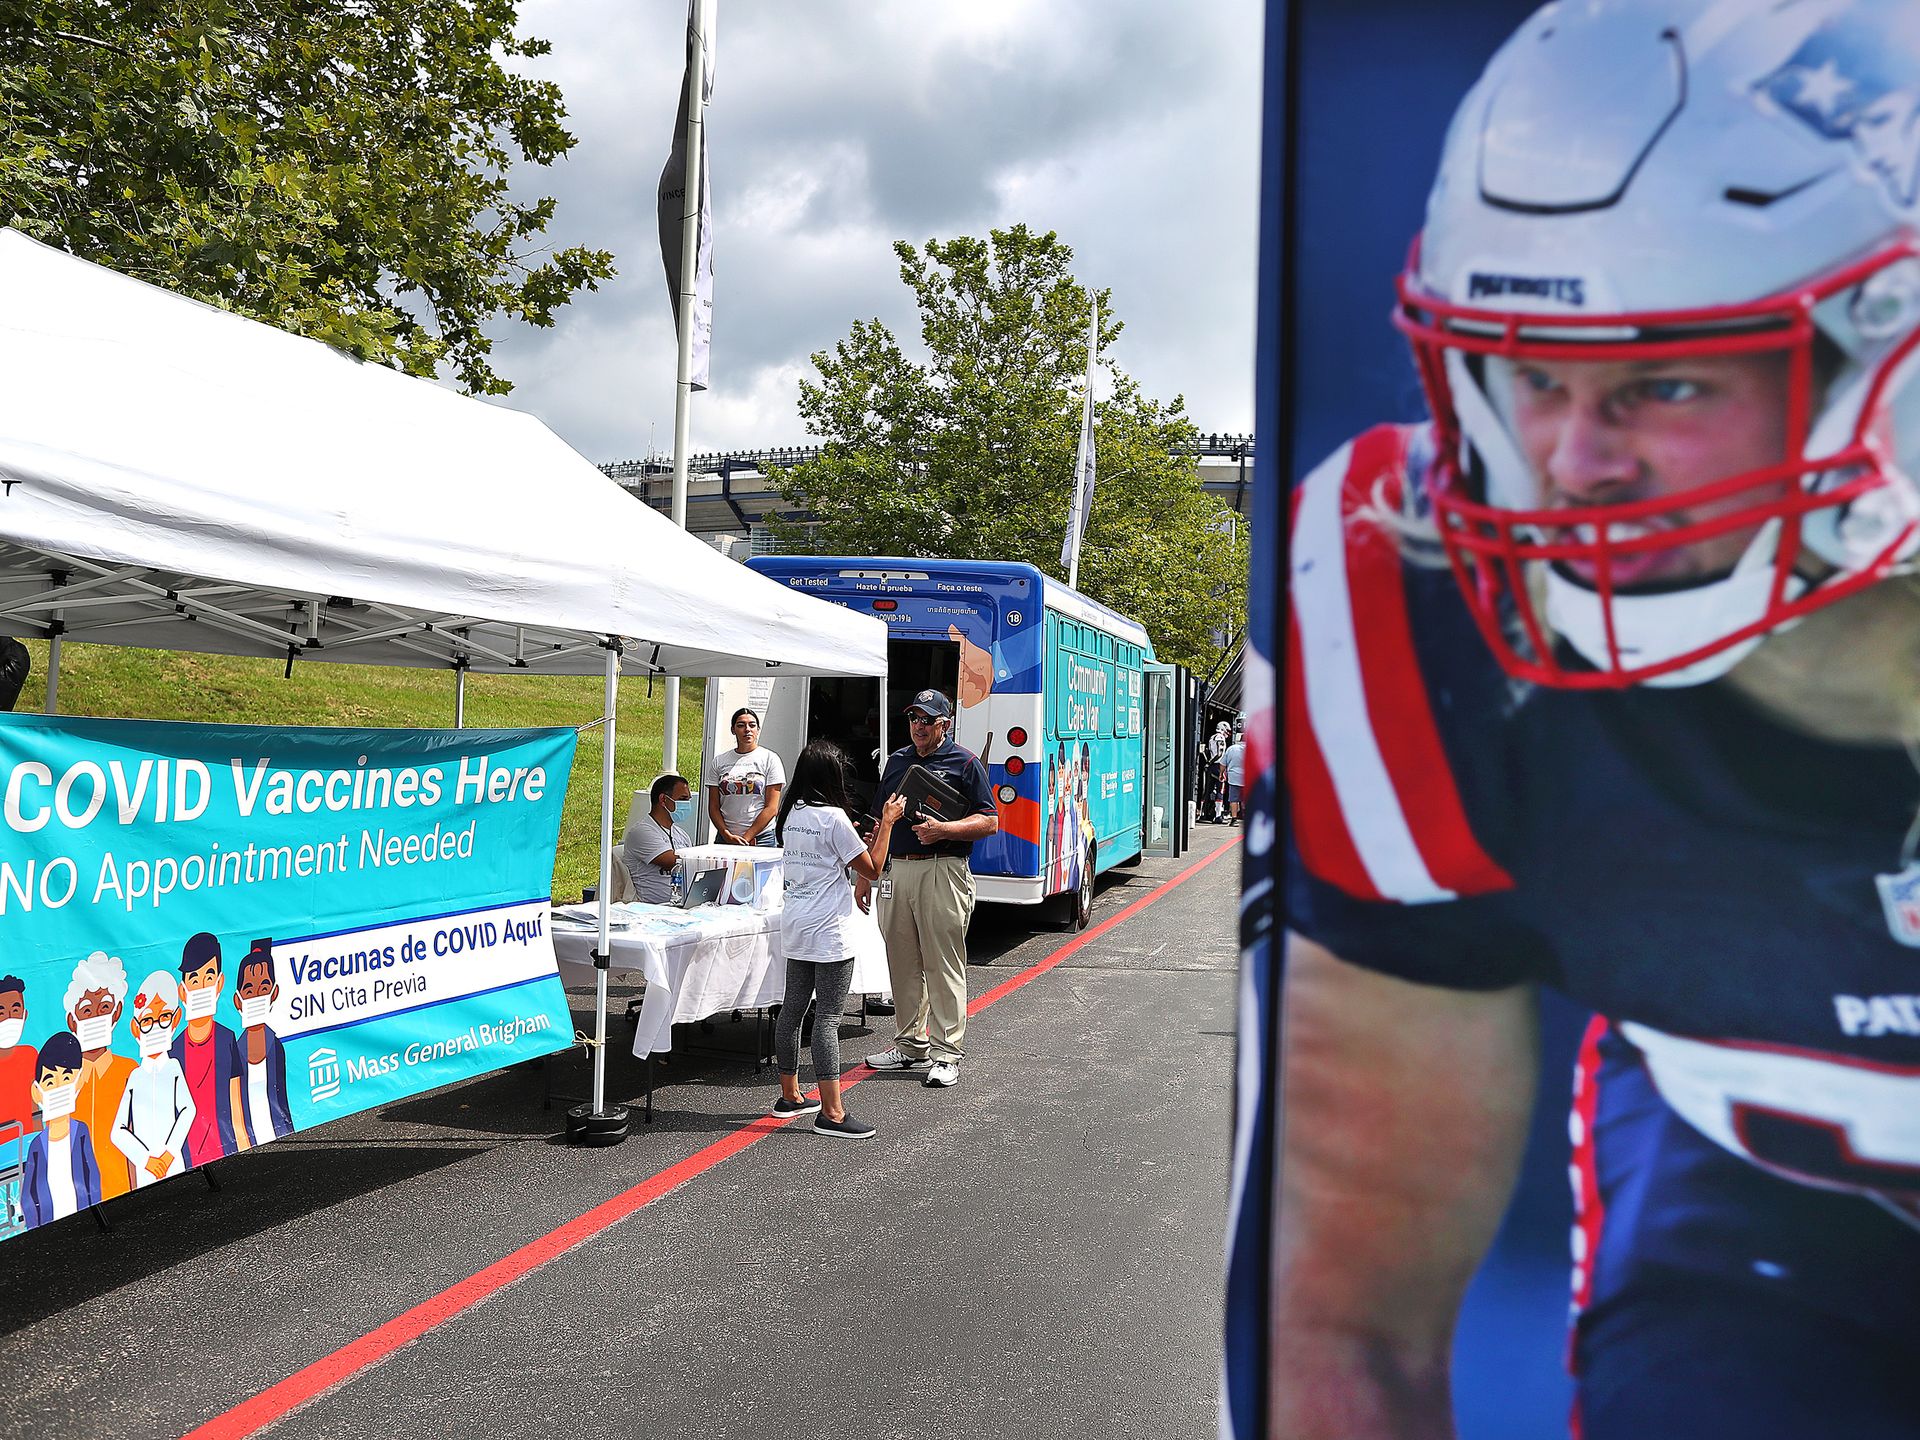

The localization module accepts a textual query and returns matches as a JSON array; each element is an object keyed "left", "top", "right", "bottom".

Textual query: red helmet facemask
[{"left": 1393, "top": 237, "right": 1920, "bottom": 689}]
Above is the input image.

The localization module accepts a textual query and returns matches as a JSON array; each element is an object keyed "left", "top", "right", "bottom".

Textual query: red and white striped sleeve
[{"left": 1285, "top": 425, "right": 1513, "bottom": 906}]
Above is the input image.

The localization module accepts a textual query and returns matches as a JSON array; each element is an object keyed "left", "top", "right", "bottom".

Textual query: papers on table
[{"left": 549, "top": 901, "right": 673, "bottom": 930}]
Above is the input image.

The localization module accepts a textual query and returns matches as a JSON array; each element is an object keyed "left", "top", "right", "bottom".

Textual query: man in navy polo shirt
[{"left": 865, "top": 689, "right": 996, "bottom": 1088}]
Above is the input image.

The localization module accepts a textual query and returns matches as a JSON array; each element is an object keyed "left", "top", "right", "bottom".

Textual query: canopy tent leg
[
  {"left": 454, "top": 663, "right": 466, "bottom": 729},
  {"left": 43, "top": 632, "right": 60, "bottom": 715},
  {"left": 566, "top": 640, "right": 629, "bottom": 1148}
]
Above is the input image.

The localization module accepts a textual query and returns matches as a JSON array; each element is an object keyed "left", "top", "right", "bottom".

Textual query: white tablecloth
[{"left": 550, "top": 901, "right": 890, "bottom": 1058}]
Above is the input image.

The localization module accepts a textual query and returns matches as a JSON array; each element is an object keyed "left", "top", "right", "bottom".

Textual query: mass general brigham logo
[{"left": 308, "top": 1046, "right": 342, "bottom": 1102}]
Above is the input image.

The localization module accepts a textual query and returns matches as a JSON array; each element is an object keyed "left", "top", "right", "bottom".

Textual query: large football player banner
[
  {"left": 1243, "top": 1, "right": 1920, "bottom": 1438},
  {"left": 0, "top": 715, "right": 576, "bottom": 1241}
]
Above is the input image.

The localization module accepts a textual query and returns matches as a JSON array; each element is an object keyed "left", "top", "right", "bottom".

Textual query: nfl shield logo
[{"left": 1876, "top": 864, "right": 1920, "bottom": 947}]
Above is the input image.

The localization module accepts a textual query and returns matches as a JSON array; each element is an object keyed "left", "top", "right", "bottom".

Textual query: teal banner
[{"left": 0, "top": 715, "right": 578, "bottom": 1239}]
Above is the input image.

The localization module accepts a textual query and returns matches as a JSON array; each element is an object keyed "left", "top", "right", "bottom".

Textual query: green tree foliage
[
  {"left": 0, "top": 0, "right": 614, "bottom": 395},
  {"left": 772, "top": 226, "right": 1246, "bottom": 672}
]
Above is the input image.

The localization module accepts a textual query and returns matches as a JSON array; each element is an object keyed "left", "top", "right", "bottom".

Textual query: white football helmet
[{"left": 1399, "top": 0, "right": 1920, "bottom": 688}]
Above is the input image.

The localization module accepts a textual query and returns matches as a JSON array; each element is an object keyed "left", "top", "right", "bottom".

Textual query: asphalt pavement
[{"left": 0, "top": 831, "right": 1243, "bottom": 1440}]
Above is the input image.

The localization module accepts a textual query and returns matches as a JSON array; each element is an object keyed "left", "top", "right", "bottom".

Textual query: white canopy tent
[
  {"left": 0, "top": 230, "right": 881, "bottom": 681},
  {"left": 0, "top": 231, "right": 887, "bottom": 1139}
]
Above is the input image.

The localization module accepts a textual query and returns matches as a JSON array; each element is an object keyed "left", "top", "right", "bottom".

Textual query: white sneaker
[
  {"left": 922, "top": 1060, "right": 960, "bottom": 1088},
  {"left": 865, "top": 1047, "right": 932, "bottom": 1071}
]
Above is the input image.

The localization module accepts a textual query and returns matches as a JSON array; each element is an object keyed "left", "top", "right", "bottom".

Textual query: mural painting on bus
[
  {"left": 1047, "top": 620, "right": 1136, "bottom": 894},
  {"left": 946, "top": 617, "right": 1045, "bottom": 877},
  {"left": 1045, "top": 740, "right": 1095, "bottom": 894}
]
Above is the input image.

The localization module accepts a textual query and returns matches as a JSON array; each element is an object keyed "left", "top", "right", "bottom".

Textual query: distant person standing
[
  {"left": 1222, "top": 725, "right": 1246, "bottom": 827},
  {"left": 624, "top": 773, "right": 693, "bottom": 903},
  {"left": 771, "top": 740, "right": 905, "bottom": 1139},
  {"left": 1204, "top": 720, "right": 1231, "bottom": 823},
  {"left": 0, "top": 637, "right": 27, "bottom": 711},
  {"left": 865, "top": 689, "right": 997, "bottom": 1089},
  {"left": 705, "top": 708, "right": 786, "bottom": 847}
]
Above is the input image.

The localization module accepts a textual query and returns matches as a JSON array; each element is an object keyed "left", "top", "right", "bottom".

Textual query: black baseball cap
[{"left": 904, "top": 689, "right": 953, "bottom": 720}]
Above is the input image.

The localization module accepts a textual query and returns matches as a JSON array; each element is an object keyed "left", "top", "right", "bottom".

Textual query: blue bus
[{"left": 701, "top": 557, "right": 1190, "bottom": 927}]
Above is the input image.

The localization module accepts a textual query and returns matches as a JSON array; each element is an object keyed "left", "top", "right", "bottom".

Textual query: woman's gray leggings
[{"left": 775, "top": 957, "right": 855, "bottom": 1078}]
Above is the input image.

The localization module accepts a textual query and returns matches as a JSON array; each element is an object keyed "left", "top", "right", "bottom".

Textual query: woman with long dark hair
[
  {"left": 772, "top": 739, "right": 904, "bottom": 1138},
  {"left": 704, "top": 707, "right": 785, "bottom": 846}
]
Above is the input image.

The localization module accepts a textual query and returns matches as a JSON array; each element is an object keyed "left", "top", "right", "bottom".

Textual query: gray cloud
[{"left": 480, "top": 0, "right": 1260, "bottom": 463}]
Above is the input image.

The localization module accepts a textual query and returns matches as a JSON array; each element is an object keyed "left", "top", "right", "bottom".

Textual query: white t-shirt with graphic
[
  {"left": 777, "top": 803, "right": 867, "bottom": 963},
  {"left": 704, "top": 747, "right": 787, "bottom": 838}
]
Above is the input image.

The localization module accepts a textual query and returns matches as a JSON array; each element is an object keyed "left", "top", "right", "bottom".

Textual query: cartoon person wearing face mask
[
  {"left": 65, "top": 950, "right": 136, "bottom": 1200},
  {"left": 0, "top": 974, "right": 36, "bottom": 1139},
  {"left": 21, "top": 1032, "right": 101, "bottom": 1229},
  {"left": 170, "top": 932, "right": 248, "bottom": 1163},
  {"left": 234, "top": 939, "right": 291, "bottom": 1143},
  {"left": 0, "top": 974, "right": 35, "bottom": 1233},
  {"left": 111, "top": 972, "right": 196, "bottom": 1186}
]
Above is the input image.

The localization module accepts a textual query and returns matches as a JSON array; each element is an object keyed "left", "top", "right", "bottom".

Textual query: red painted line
[
  {"left": 182, "top": 830, "right": 1243, "bottom": 1439},
  {"left": 968, "top": 831, "right": 1243, "bottom": 1014}
]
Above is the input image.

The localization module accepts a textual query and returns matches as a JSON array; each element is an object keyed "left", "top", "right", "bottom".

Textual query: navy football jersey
[{"left": 1284, "top": 424, "right": 1920, "bottom": 1347}]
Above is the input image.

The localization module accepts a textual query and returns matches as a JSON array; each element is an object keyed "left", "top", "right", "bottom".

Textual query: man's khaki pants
[{"left": 878, "top": 855, "right": 974, "bottom": 1061}]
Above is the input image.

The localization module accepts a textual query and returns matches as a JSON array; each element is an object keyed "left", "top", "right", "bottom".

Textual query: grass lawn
[{"left": 8, "top": 639, "right": 709, "bottom": 901}]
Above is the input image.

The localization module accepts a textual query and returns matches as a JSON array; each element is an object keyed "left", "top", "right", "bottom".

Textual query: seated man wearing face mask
[
  {"left": 623, "top": 773, "right": 694, "bottom": 905},
  {"left": 112, "top": 972, "right": 196, "bottom": 1187}
]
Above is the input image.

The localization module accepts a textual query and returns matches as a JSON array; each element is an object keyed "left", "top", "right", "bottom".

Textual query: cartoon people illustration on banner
[
  {"left": 21, "top": 1032, "right": 100, "bottom": 1229},
  {"left": 234, "top": 939, "right": 292, "bottom": 1143},
  {"left": 112, "top": 972, "right": 195, "bottom": 1187},
  {"left": 0, "top": 975, "right": 34, "bottom": 1234},
  {"left": 66, "top": 951, "right": 136, "bottom": 1201},
  {"left": 172, "top": 932, "right": 249, "bottom": 1164}
]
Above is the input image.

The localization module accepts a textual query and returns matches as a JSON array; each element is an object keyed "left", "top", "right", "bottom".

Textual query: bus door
[
  {"left": 797, "top": 634, "right": 959, "bottom": 815},
  {"left": 1142, "top": 662, "right": 1186, "bottom": 858},
  {"left": 806, "top": 673, "right": 884, "bottom": 810},
  {"left": 887, "top": 636, "right": 960, "bottom": 729}
]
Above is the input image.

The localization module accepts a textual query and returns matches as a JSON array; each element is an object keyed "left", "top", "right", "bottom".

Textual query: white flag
[
  {"left": 1060, "top": 300, "right": 1100, "bottom": 587},
  {"left": 658, "top": 0, "right": 714, "bottom": 391}
]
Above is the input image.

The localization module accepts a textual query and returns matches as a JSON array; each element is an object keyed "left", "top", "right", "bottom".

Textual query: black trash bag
[{"left": 0, "top": 637, "right": 30, "bottom": 712}]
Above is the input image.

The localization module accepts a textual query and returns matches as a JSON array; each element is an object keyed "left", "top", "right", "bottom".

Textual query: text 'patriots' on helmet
[{"left": 1397, "top": 0, "right": 1920, "bottom": 689}]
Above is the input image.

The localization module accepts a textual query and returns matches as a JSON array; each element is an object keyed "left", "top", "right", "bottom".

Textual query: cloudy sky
[{"left": 482, "top": 0, "right": 1263, "bottom": 466}]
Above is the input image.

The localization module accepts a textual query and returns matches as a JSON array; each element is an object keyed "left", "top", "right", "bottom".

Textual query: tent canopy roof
[{"left": 0, "top": 233, "right": 885, "bottom": 679}]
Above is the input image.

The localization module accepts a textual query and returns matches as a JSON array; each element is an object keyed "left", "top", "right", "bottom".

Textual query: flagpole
[
  {"left": 662, "top": 0, "right": 712, "bottom": 776},
  {"left": 1064, "top": 297, "right": 1100, "bottom": 590}
]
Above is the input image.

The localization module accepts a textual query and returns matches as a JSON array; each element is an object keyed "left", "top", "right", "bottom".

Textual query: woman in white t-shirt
[
  {"left": 771, "top": 739, "right": 904, "bottom": 1139},
  {"left": 704, "top": 708, "right": 786, "bottom": 847}
]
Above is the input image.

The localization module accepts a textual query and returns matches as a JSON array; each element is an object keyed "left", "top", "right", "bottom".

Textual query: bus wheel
[{"left": 1068, "top": 846, "right": 1096, "bottom": 931}]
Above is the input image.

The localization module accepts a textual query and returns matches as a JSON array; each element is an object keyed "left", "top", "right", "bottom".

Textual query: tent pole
[
  {"left": 565, "top": 640, "right": 628, "bottom": 1147},
  {"left": 454, "top": 664, "right": 466, "bottom": 729},
  {"left": 43, "top": 633, "right": 61, "bottom": 715},
  {"left": 594, "top": 643, "right": 617, "bottom": 1115}
]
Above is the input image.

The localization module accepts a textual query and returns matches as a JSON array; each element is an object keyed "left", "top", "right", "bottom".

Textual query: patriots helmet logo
[
  {"left": 1875, "top": 863, "right": 1920, "bottom": 948},
  {"left": 1755, "top": 0, "right": 1920, "bottom": 211}
]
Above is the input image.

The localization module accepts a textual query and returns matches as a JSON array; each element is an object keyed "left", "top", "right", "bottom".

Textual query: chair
[{"left": 605, "top": 852, "right": 638, "bottom": 905}]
